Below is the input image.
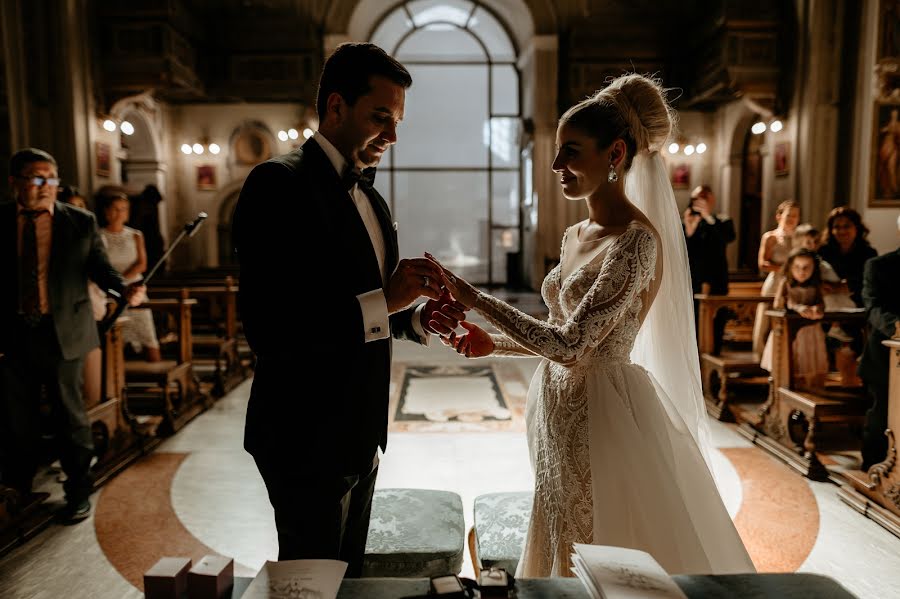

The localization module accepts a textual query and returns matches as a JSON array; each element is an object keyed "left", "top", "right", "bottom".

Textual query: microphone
[{"left": 186, "top": 212, "right": 208, "bottom": 238}]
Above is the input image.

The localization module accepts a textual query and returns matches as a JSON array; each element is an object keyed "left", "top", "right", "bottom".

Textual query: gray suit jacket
[{"left": 1, "top": 200, "right": 124, "bottom": 360}]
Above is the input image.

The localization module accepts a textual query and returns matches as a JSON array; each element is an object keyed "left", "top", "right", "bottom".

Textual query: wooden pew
[
  {"left": 696, "top": 288, "right": 770, "bottom": 421},
  {"left": 838, "top": 337, "right": 900, "bottom": 538},
  {"left": 148, "top": 278, "right": 247, "bottom": 396},
  {"left": 88, "top": 318, "right": 156, "bottom": 487},
  {"left": 739, "top": 309, "right": 869, "bottom": 481},
  {"left": 124, "top": 296, "right": 212, "bottom": 434}
]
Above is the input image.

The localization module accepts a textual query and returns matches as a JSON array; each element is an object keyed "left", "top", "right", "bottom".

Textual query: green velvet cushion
[
  {"left": 473, "top": 491, "right": 533, "bottom": 573},
  {"left": 363, "top": 488, "right": 465, "bottom": 578}
]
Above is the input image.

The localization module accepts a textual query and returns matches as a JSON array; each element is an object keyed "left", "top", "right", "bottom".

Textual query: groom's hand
[
  {"left": 385, "top": 257, "right": 445, "bottom": 314},
  {"left": 421, "top": 292, "right": 467, "bottom": 336}
]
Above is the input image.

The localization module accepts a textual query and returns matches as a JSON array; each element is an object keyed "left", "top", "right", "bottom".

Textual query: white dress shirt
[{"left": 313, "top": 133, "right": 428, "bottom": 343}]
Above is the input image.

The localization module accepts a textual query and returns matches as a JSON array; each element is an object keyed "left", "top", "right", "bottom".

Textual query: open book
[
  {"left": 571, "top": 544, "right": 687, "bottom": 599},
  {"left": 242, "top": 559, "right": 347, "bottom": 599}
]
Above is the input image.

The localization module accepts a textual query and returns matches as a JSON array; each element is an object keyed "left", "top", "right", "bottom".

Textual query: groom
[{"left": 232, "top": 43, "right": 464, "bottom": 575}]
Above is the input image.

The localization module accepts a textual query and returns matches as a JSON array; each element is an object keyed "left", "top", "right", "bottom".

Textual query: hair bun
[{"left": 598, "top": 74, "right": 673, "bottom": 153}]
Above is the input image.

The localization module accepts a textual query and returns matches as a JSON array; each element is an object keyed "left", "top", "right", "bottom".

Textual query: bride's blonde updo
[{"left": 559, "top": 74, "right": 674, "bottom": 172}]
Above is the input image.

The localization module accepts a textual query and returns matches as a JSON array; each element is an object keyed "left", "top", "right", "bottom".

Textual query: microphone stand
[{"left": 98, "top": 212, "right": 208, "bottom": 335}]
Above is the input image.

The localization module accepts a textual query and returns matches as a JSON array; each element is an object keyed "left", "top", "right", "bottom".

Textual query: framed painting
[
  {"left": 774, "top": 141, "right": 790, "bottom": 177},
  {"left": 871, "top": 102, "right": 900, "bottom": 206},
  {"left": 670, "top": 162, "right": 690, "bottom": 189},
  {"left": 197, "top": 164, "right": 216, "bottom": 190},
  {"left": 95, "top": 141, "right": 111, "bottom": 177}
]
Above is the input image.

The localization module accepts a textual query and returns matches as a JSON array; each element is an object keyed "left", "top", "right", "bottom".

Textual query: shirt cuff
[
  {"left": 704, "top": 214, "right": 716, "bottom": 224},
  {"left": 357, "top": 289, "right": 390, "bottom": 342},
  {"left": 412, "top": 303, "right": 431, "bottom": 346}
]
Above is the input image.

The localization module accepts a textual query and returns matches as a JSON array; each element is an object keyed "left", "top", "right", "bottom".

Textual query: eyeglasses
[{"left": 18, "top": 175, "right": 61, "bottom": 187}]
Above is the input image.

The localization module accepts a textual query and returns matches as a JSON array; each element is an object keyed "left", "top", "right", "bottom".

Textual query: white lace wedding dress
[{"left": 473, "top": 221, "right": 755, "bottom": 577}]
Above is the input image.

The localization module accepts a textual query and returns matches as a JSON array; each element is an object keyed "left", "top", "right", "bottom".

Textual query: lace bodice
[
  {"left": 481, "top": 222, "right": 658, "bottom": 368},
  {"left": 100, "top": 226, "right": 141, "bottom": 284}
]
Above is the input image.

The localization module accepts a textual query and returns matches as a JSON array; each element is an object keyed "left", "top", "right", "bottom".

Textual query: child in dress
[
  {"left": 794, "top": 224, "right": 856, "bottom": 340},
  {"left": 760, "top": 248, "right": 829, "bottom": 390}
]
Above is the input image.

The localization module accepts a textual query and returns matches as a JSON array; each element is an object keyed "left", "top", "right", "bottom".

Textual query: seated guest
[
  {"left": 859, "top": 215, "right": 900, "bottom": 471},
  {"left": 794, "top": 224, "right": 855, "bottom": 342},
  {"left": 818, "top": 206, "right": 878, "bottom": 307},
  {"left": 100, "top": 193, "right": 161, "bottom": 362}
]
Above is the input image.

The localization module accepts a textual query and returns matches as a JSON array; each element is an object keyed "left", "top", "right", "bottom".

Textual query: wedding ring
[{"left": 423, "top": 276, "right": 430, "bottom": 288}]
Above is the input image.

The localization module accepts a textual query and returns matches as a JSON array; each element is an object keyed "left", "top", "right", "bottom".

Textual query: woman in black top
[{"left": 817, "top": 206, "right": 878, "bottom": 307}]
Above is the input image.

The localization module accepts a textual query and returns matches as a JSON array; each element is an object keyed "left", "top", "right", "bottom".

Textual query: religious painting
[
  {"left": 774, "top": 142, "right": 790, "bottom": 177},
  {"left": 670, "top": 162, "right": 690, "bottom": 189},
  {"left": 95, "top": 141, "right": 111, "bottom": 177},
  {"left": 197, "top": 164, "right": 216, "bottom": 190},
  {"left": 232, "top": 123, "right": 272, "bottom": 165},
  {"left": 871, "top": 102, "right": 900, "bottom": 206}
]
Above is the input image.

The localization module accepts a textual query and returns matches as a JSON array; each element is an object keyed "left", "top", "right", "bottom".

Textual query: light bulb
[
  {"left": 288, "top": 128, "right": 299, "bottom": 140},
  {"left": 696, "top": 143, "right": 707, "bottom": 154},
  {"left": 667, "top": 142, "right": 680, "bottom": 154},
  {"left": 769, "top": 119, "right": 783, "bottom": 132},
  {"left": 303, "top": 128, "right": 314, "bottom": 139},
  {"left": 209, "top": 143, "right": 221, "bottom": 155},
  {"left": 277, "top": 130, "right": 288, "bottom": 141},
  {"left": 192, "top": 143, "right": 204, "bottom": 154},
  {"left": 120, "top": 121, "right": 134, "bottom": 135},
  {"left": 684, "top": 144, "right": 695, "bottom": 156},
  {"left": 181, "top": 144, "right": 193, "bottom": 155},
  {"left": 751, "top": 121, "right": 767, "bottom": 135},
  {"left": 103, "top": 119, "right": 117, "bottom": 132}
]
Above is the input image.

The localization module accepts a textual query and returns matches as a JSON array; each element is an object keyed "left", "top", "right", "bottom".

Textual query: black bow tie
[{"left": 342, "top": 166, "right": 376, "bottom": 191}]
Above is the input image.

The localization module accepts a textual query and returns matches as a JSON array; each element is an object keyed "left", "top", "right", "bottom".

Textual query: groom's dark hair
[{"left": 316, "top": 43, "right": 412, "bottom": 122}]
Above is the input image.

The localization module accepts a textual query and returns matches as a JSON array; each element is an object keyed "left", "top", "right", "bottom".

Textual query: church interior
[{"left": 2, "top": 1, "right": 900, "bottom": 598}]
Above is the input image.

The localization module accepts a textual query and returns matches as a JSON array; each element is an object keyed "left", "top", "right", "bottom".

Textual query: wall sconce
[
  {"left": 751, "top": 117, "right": 784, "bottom": 135},
  {"left": 181, "top": 138, "right": 221, "bottom": 156},
  {"left": 665, "top": 140, "right": 707, "bottom": 155},
  {"left": 278, "top": 127, "right": 315, "bottom": 142},
  {"left": 101, "top": 117, "right": 134, "bottom": 136}
]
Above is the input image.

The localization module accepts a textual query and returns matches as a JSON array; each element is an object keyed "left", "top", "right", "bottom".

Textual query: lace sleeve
[
  {"left": 489, "top": 334, "right": 538, "bottom": 357},
  {"left": 474, "top": 225, "right": 657, "bottom": 366}
]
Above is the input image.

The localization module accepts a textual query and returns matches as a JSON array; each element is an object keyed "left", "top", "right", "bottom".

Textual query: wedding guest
[
  {"left": 752, "top": 200, "right": 799, "bottom": 355},
  {"left": 818, "top": 206, "right": 878, "bottom": 307},
  {"left": 58, "top": 185, "right": 89, "bottom": 210},
  {"left": 760, "top": 248, "right": 828, "bottom": 391},
  {"left": 232, "top": 42, "right": 464, "bottom": 576},
  {"left": 683, "top": 184, "right": 735, "bottom": 295},
  {"left": 100, "top": 193, "right": 160, "bottom": 362},
  {"left": 0, "top": 148, "right": 142, "bottom": 522},
  {"left": 859, "top": 214, "right": 900, "bottom": 470}
]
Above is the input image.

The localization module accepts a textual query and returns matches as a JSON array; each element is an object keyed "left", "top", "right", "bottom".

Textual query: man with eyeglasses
[{"left": 0, "top": 147, "right": 143, "bottom": 522}]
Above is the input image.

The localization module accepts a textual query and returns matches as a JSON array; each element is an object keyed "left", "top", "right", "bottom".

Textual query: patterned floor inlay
[
  {"left": 720, "top": 447, "right": 820, "bottom": 572},
  {"left": 390, "top": 362, "right": 528, "bottom": 432},
  {"left": 95, "top": 452, "right": 252, "bottom": 589}
]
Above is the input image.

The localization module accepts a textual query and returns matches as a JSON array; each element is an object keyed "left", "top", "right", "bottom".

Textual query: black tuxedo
[
  {"left": 232, "top": 138, "right": 423, "bottom": 572},
  {"left": 859, "top": 249, "right": 900, "bottom": 468},
  {"left": 0, "top": 200, "right": 124, "bottom": 504}
]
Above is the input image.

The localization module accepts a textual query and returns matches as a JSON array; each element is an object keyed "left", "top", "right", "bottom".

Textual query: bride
[{"left": 434, "top": 74, "right": 755, "bottom": 577}]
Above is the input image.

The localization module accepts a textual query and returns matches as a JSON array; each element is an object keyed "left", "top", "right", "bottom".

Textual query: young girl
[{"left": 760, "top": 248, "right": 828, "bottom": 390}]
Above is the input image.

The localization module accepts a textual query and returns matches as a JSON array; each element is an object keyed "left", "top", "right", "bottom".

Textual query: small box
[
  {"left": 479, "top": 567, "right": 511, "bottom": 597},
  {"left": 143, "top": 557, "right": 191, "bottom": 599},
  {"left": 187, "top": 554, "right": 234, "bottom": 599}
]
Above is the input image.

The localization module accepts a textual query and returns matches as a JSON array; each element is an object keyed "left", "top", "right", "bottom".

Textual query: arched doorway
[
  {"left": 217, "top": 188, "right": 241, "bottom": 267},
  {"left": 738, "top": 123, "right": 765, "bottom": 270}
]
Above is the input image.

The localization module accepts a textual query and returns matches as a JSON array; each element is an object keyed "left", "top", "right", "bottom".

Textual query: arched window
[{"left": 371, "top": 0, "right": 521, "bottom": 285}]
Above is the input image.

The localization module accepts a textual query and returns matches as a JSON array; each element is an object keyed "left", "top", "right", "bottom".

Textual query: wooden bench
[
  {"left": 696, "top": 292, "right": 770, "bottom": 421},
  {"left": 149, "top": 278, "right": 248, "bottom": 396},
  {"left": 125, "top": 297, "right": 212, "bottom": 434},
  {"left": 839, "top": 338, "right": 900, "bottom": 538},
  {"left": 740, "top": 309, "right": 869, "bottom": 481}
]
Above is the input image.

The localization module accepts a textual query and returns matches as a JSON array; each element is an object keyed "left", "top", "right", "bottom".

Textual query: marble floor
[{"left": 2, "top": 310, "right": 900, "bottom": 599}]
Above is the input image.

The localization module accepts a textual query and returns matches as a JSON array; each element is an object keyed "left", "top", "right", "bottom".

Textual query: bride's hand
[
  {"left": 441, "top": 321, "right": 493, "bottom": 358},
  {"left": 424, "top": 252, "right": 478, "bottom": 309}
]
